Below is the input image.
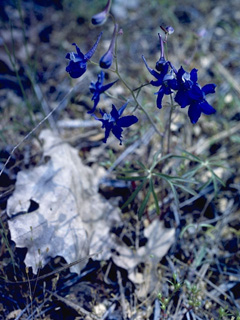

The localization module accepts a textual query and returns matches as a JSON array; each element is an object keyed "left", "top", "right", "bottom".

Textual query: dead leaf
[
  {"left": 112, "top": 219, "right": 175, "bottom": 298},
  {"left": 7, "top": 129, "right": 120, "bottom": 274}
]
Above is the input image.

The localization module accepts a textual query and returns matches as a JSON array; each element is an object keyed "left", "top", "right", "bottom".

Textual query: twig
[
  {"left": 57, "top": 119, "right": 101, "bottom": 129},
  {"left": 174, "top": 258, "right": 237, "bottom": 311},
  {"left": 153, "top": 298, "right": 161, "bottom": 320},
  {"left": 33, "top": 82, "right": 59, "bottom": 133},
  {"left": 117, "top": 270, "right": 128, "bottom": 320},
  {"left": 46, "top": 289, "right": 101, "bottom": 320},
  {"left": 2, "top": 252, "right": 100, "bottom": 284},
  {"left": 0, "top": 80, "right": 84, "bottom": 180}
]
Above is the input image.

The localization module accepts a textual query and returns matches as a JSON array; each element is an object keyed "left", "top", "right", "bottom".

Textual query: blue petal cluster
[
  {"left": 175, "top": 67, "right": 216, "bottom": 123},
  {"left": 93, "top": 103, "right": 138, "bottom": 144},
  {"left": 66, "top": 32, "right": 102, "bottom": 78},
  {"left": 88, "top": 71, "right": 118, "bottom": 114},
  {"left": 143, "top": 34, "right": 216, "bottom": 123}
]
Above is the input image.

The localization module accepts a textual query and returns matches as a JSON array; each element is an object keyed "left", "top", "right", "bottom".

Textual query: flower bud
[
  {"left": 99, "top": 23, "right": 118, "bottom": 69},
  {"left": 91, "top": 0, "right": 112, "bottom": 25},
  {"left": 155, "top": 33, "right": 167, "bottom": 71},
  {"left": 166, "top": 26, "right": 174, "bottom": 34}
]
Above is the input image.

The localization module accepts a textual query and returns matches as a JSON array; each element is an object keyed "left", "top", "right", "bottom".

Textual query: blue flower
[
  {"left": 88, "top": 71, "right": 118, "bottom": 114},
  {"left": 142, "top": 55, "right": 178, "bottom": 109},
  {"left": 93, "top": 102, "right": 138, "bottom": 144},
  {"left": 99, "top": 24, "right": 118, "bottom": 69},
  {"left": 66, "top": 32, "right": 102, "bottom": 78},
  {"left": 175, "top": 67, "right": 216, "bottom": 123}
]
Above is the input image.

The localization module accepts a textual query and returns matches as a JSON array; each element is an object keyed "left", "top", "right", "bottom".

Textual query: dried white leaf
[{"left": 7, "top": 129, "right": 120, "bottom": 274}]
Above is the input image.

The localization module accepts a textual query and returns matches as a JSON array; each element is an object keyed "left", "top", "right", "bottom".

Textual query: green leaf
[
  {"left": 138, "top": 187, "right": 151, "bottom": 220},
  {"left": 149, "top": 178, "right": 160, "bottom": 215},
  {"left": 153, "top": 172, "right": 196, "bottom": 184},
  {"left": 167, "top": 181, "right": 179, "bottom": 207},
  {"left": 117, "top": 175, "right": 147, "bottom": 181},
  {"left": 180, "top": 150, "right": 202, "bottom": 163},
  {"left": 172, "top": 177, "right": 197, "bottom": 184},
  {"left": 180, "top": 224, "right": 195, "bottom": 238},
  {"left": 136, "top": 160, "right": 147, "bottom": 170},
  {"left": 121, "top": 179, "right": 146, "bottom": 210},
  {"left": 150, "top": 153, "right": 173, "bottom": 171},
  {"left": 182, "top": 164, "right": 202, "bottom": 178},
  {"left": 209, "top": 168, "right": 225, "bottom": 186},
  {"left": 153, "top": 172, "right": 173, "bottom": 180},
  {"left": 173, "top": 183, "right": 197, "bottom": 196},
  {"left": 199, "top": 178, "right": 212, "bottom": 191},
  {"left": 117, "top": 168, "right": 146, "bottom": 174}
]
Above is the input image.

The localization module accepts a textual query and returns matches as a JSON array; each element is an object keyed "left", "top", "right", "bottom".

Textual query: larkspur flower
[
  {"left": 93, "top": 102, "right": 138, "bottom": 144},
  {"left": 175, "top": 67, "right": 216, "bottom": 123},
  {"left": 88, "top": 71, "right": 118, "bottom": 114},
  {"left": 91, "top": 0, "right": 112, "bottom": 25},
  {"left": 66, "top": 32, "right": 102, "bottom": 78},
  {"left": 99, "top": 24, "right": 118, "bottom": 69}
]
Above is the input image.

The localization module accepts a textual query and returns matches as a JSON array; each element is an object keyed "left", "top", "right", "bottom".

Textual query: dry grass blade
[{"left": 2, "top": 252, "right": 100, "bottom": 284}]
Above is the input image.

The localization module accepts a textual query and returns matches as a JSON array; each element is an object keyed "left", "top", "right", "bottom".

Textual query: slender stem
[
  {"left": 114, "top": 39, "right": 164, "bottom": 137},
  {"left": 133, "top": 82, "right": 150, "bottom": 92},
  {"left": 167, "top": 94, "right": 174, "bottom": 154}
]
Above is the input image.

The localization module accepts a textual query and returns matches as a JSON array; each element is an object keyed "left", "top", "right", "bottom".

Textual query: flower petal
[
  {"left": 176, "top": 66, "right": 186, "bottom": 83},
  {"left": 188, "top": 103, "right": 201, "bottom": 124},
  {"left": 100, "top": 79, "right": 118, "bottom": 93},
  {"left": 190, "top": 68, "right": 198, "bottom": 83},
  {"left": 72, "top": 43, "right": 85, "bottom": 59},
  {"left": 110, "top": 104, "right": 119, "bottom": 120},
  {"left": 156, "top": 87, "right": 165, "bottom": 109},
  {"left": 175, "top": 89, "right": 191, "bottom": 108},
  {"left": 168, "top": 78, "right": 178, "bottom": 90},
  {"left": 202, "top": 83, "right": 216, "bottom": 95},
  {"left": 84, "top": 32, "right": 103, "bottom": 60},
  {"left": 112, "top": 125, "right": 123, "bottom": 143},
  {"left": 199, "top": 100, "right": 216, "bottom": 115},
  {"left": 117, "top": 101, "right": 128, "bottom": 117},
  {"left": 142, "top": 55, "right": 161, "bottom": 79},
  {"left": 103, "top": 123, "right": 113, "bottom": 143},
  {"left": 88, "top": 96, "right": 100, "bottom": 114},
  {"left": 188, "top": 85, "right": 203, "bottom": 101},
  {"left": 117, "top": 115, "right": 138, "bottom": 127},
  {"left": 66, "top": 60, "right": 87, "bottom": 78}
]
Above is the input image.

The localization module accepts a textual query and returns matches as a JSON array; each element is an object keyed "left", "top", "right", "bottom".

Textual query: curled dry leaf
[{"left": 7, "top": 129, "right": 120, "bottom": 274}]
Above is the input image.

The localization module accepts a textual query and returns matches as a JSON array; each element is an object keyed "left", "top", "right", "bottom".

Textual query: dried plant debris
[{"left": 6, "top": 129, "right": 121, "bottom": 274}]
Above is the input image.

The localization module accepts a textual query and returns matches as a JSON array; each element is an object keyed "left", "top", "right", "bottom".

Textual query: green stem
[
  {"left": 167, "top": 94, "right": 174, "bottom": 154},
  {"left": 114, "top": 39, "right": 164, "bottom": 137}
]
